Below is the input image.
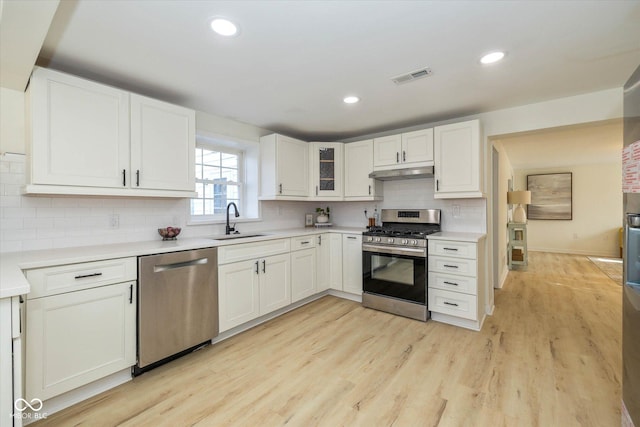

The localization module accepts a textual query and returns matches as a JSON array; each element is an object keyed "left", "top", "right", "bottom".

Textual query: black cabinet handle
[
  {"left": 443, "top": 248, "right": 458, "bottom": 251},
  {"left": 262, "top": 260, "right": 266, "bottom": 273},
  {"left": 136, "top": 170, "right": 140, "bottom": 187},
  {"left": 129, "top": 284, "right": 133, "bottom": 304},
  {"left": 443, "top": 264, "right": 459, "bottom": 269},
  {"left": 74, "top": 272, "right": 103, "bottom": 279},
  {"left": 347, "top": 236, "right": 357, "bottom": 240},
  {"left": 279, "top": 184, "right": 282, "bottom": 194},
  {"left": 443, "top": 281, "right": 459, "bottom": 286},
  {"left": 316, "top": 186, "right": 319, "bottom": 195},
  {"left": 255, "top": 261, "right": 259, "bottom": 274},
  {"left": 368, "top": 185, "right": 371, "bottom": 195},
  {"left": 122, "top": 169, "right": 126, "bottom": 186},
  {"left": 444, "top": 301, "right": 459, "bottom": 307},
  {"left": 318, "top": 235, "right": 322, "bottom": 245},
  {"left": 396, "top": 152, "right": 399, "bottom": 163},
  {"left": 436, "top": 179, "right": 439, "bottom": 191},
  {"left": 403, "top": 151, "right": 406, "bottom": 162}
]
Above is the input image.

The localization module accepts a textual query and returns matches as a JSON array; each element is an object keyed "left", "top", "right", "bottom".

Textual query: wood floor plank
[{"left": 33, "top": 252, "right": 622, "bottom": 427}]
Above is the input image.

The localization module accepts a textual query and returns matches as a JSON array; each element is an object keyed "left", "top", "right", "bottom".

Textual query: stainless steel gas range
[{"left": 362, "top": 209, "right": 441, "bottom": 321}]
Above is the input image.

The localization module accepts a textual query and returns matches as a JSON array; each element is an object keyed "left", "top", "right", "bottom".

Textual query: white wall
[
  {"left": 0, "top": 88, "right": 25, "bottom": 154},
  {"left": 514, "top": 163, "right": 622, "bottom": 257},
  {"left": 490, "top": 141, "right": 514, "bottom": 286}
]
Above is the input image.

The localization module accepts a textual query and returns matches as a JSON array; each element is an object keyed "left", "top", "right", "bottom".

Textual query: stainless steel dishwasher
[{"left": 134, "top": 248, "right": 218, "bottom": 375}]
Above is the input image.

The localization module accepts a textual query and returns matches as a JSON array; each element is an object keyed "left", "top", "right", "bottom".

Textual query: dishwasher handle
[{"left": 153, "top": 257, "right": 208, "bottom": 273}]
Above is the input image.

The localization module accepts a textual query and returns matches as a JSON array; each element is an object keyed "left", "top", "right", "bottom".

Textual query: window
[{"left": 191, "top": 146, "right": 242, "bottom": 220}]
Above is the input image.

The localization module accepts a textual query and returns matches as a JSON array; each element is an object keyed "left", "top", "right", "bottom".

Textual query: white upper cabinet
[
  {"left": 130, "top": 94, "right": 195, "bottom": 192},
  {"left": 28, "top": 67, "right": 130, "bottom": 189},
  {"left": 260, "top": 133, "right": 309, "bottom": 199},
  {"left": 373, "top": 129, "right": 434, "bottom": 170},
  {"left": 25, "top": 67, "right": 196, "bottom": 197},
  {"left": 309, "top": 142, "right": 343, "bottom": 199},
  {"left": 344, "top": 139, "right": 382, "bottom": 200},
  {"left": 433, "top": 119, "right": 483, "bottom": 198}
]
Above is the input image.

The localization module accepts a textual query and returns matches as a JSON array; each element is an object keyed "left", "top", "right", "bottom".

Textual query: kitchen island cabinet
[
  {"left": 433, "top": 119, "right": 483, "bottom": 199},
  {"left": 25, "top": 67, "right": 196, "bottom": 198}
]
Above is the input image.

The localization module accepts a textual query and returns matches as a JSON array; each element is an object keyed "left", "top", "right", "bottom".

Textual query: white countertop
[
  {"left": 0, "top": 226, "right": 365, "bottom": 299},
  {"left": 427, "top": 231, "right": 487, "bottom": 243}
]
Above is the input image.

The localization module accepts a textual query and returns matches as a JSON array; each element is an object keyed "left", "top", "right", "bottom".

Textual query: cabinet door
[
  {"left": 260, "top": 253, "right": 291, "bottom": 314},
  {"left": 218, "top": 260, "right": 260, "bottom": 332},
  {"left": 310, "top": 142, "right": 343, "bottom": 199},
  {"left": 373, "top": 134, "right": 401, "bottom": 168},
  {"left": 29, "top": 67, "right": 130, "bottom": 188},
  {"left": 402, "top": 129, "right": 433, "bottom": 164},
  {"left": 317, "top": 234, "right": 331, "bottom": 291},
  {"left": 434, "top": 120, "right": 481, "bottom": 196},
  {"left": 329, "top": 234, "right": 344, "bottom": 290},
  {"left": 291, "top": 248, "right": 317, "bottom": 302},
  {"left": 130, "top": 94, "right": 195, "bottom": 191},
  {"left": 277, "top": 135, "right": 309, "bottom": 197},
  {"left": 342, "top": 234, "right": 363, "bottom": 295},
  {"left": 25, "top": 282, "right": 136, "bottom": 401},
  {"left": 345, "top": 139, "right": 380, "bottom": 198}
]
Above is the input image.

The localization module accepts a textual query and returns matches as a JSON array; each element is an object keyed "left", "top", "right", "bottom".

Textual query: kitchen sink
[{"left": 211, "top": 233, "right": 267, "bottom": 241}]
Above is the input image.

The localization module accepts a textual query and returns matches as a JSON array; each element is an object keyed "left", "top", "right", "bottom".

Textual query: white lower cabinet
[
  {"left": 26, "top": 281, "right": 136, "bottom": 401},
  {"left": 427, "top": 235, "right": 486, "bottom": 330},
  {"left": 218, "top": 239, "right": 291, "bottom": 332},
  {"left": 329, "top": 234, "right": 344, "bottom": 291},
  {"left": 342, "top": 234, "right": 363, "bottom": 295},
  {"left": 316, "top": 234, "right": 331, "bottom": 292},
  {"left": 291, "top": 248, "right": 317, "bottom": 302}
]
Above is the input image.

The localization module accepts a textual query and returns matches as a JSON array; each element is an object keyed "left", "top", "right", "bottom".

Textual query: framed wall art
[{"left": 527, "top": 172, "right": 572, "bottom": 220}]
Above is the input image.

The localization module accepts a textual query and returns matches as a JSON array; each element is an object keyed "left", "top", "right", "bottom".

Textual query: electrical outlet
[{"left": 109, "top": 214, "right": 120, "bottom": 229}]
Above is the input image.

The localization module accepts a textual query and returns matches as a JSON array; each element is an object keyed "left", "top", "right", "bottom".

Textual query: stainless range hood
[{"left": 368, "top": 166, "right": 434, "bottom": 181}]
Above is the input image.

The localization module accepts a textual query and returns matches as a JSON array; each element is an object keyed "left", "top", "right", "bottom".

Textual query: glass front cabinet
[{"left": 309, "top": 142, "right": 344, "bottom": 199}]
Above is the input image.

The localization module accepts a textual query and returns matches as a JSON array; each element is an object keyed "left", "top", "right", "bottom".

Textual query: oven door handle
[{"left": 362, "top": 244, "right": 426, "bottom": 257}]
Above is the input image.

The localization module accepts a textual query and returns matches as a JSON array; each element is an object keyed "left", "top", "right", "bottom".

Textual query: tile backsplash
[{"left": 1, "top": 153, "right": 485, "bottom": 253}]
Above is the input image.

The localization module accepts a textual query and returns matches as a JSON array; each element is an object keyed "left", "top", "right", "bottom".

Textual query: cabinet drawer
[
  {"left": 428, "top": 239, "right": 477, "bottom": 259},
  {"left": 26, "top": 257, "right": 137, "bottom": 299},
  {"left": 291, "top": 235, "right": 317, "bottom": 250},
  {"left": 218, "top": 238, "right": 290, "bottom": 265},
  {"left": 429, "top": 272, "right": 477, "bottom": 295},
  {"left": 428, "top": 288, "right": 477, "bottom": 320},
  {"left": 428, "top": 256, "right": 477, "bottom": 277}
]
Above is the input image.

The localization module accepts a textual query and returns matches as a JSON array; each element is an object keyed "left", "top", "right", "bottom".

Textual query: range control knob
[
  {"left": 411, "top": 239, "right": 418, "bottom": 245},
  {"left": 388, "top": 238, "right": 395, "bottom": 244},
  {"left": 402, "top": 239, "right": 409, "bottom": 245},
  {"left": 375, "top": 237, "right": 382, "bottom": 243}
]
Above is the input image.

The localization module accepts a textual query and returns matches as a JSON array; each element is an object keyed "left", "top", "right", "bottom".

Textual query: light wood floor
[{"left": 34, "top": 252, "right": 622, "bottom": 427}]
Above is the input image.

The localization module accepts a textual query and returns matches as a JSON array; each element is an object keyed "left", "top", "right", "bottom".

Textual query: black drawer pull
[
  {"left": 443, "top": 281, "right": 458, "bottom": 286},
  {"left": 443, "top": 264, "right": 459, "bottom": 269},
  {"left": 444, "top": 301, "right": 459, "bottom": 307},
  {"left": 74, "top": 272, "right": 103, "bottom": 280},
  {"left": 301, "top": 241, "right": 310, "bottom": 245},
  {"left": 129, "top": 284, "right": 133, "bottom": 304},
  {"left": 443, "top": 247, "right": 458, "bottom": 251}
]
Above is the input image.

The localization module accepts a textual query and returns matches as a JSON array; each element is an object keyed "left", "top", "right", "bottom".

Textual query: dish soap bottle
[{"left": 373, "top": 206, "right": 380, "bottom": 227}]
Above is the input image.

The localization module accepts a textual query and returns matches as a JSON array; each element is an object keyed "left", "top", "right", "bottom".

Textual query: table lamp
[{"left": 507, "top": 190, "right": 532, "bottom": 223}]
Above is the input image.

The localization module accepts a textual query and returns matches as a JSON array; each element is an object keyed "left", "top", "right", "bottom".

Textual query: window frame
[{"left": 190, "top": 143, "right": 244, "bottom": 223}]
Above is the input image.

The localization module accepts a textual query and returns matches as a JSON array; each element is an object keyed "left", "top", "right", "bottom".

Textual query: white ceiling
[{"left": 19, "top": 1, "right": 640, "bottom": 140}]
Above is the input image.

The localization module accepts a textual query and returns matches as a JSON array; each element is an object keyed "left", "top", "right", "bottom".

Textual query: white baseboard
[
  {"left": 528, "top": 247, "right": 620, "bottom": 258},
  {"left": 496, "top": 265, "right": 509, "bottom": 289}
]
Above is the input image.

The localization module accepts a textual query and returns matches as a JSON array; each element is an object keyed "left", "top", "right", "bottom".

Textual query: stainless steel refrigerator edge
[
  {"left": 135, "top": 248, "right": 218, "bottom": 375},
  {"left": 623, "top": 63, "right": 640, "bottom": 427}
]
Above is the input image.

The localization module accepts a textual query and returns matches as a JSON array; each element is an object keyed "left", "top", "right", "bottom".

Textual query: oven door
[{"left": 362, "top": 244, "right": 427, "bottom": 304}]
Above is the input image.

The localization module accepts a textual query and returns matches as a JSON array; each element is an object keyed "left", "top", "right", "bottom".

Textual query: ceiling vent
[{"left": 391, "top": 67, "right": 433, "bottom": 85}]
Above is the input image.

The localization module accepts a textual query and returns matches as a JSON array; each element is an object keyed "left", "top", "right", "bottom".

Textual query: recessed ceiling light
[
  {"left": 343, "top": 96, "right": 360, "bottom": 104},
  {"left": 210, "top": 17, "right": 238, "bottom": 36},
  {"left": 480, "top": 51, "right": 505, "bottom": 64}
]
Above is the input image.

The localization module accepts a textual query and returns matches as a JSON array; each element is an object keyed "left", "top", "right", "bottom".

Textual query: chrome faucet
[{"left": 226, "top": 202, "right": 240, "bottom": 235}]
